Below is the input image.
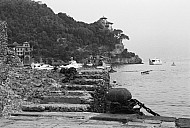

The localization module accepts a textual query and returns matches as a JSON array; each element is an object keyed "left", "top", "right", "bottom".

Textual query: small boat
[
  {"left": 149, "top": 58, "right": 162, "bottom": 65},
  {"left": 86, "top": 63, "right": 93, "bottom": 67},
  {"left": 171, "top": 62, "right": 176, "bottom": 66},
  {"left": 141, "top": 70, "right": 150, "bottom": 74},
  {"left": 60, "top": 60, "right": 83, "bottom": 69},
  {"left": 31, "top": 63, "right": 54, "bottom": 70}
]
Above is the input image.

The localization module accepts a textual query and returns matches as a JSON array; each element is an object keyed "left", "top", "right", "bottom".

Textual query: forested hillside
[{"left": 0, "top": 0, "right": 138, "bottom": 62}]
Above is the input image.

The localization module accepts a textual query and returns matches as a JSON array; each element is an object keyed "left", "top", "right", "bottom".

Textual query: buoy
[{"left": 171, "top": 62, "right": 176, "bottom": 66}]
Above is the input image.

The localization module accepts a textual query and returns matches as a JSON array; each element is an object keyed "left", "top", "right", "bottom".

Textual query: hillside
[{"left": 0, "top": 0, "right": 141, "bottom": 63}]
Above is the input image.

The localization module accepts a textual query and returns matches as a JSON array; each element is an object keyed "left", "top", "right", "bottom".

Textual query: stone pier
[{"left": 1, "top": 20, "right": 190, "bottom": 127}]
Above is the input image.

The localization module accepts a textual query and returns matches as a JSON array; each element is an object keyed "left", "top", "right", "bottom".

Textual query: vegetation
[{"left": 0, "top": 0, "right": 138, "bottom": 62}]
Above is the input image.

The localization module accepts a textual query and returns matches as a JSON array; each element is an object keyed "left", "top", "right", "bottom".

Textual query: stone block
[
  {"left": 176, "top": 118, "right": 190, "bottom": 128},
  {"left": 41, "top": 95, "right": 92, "bottom": 104},
  {"left": 22, "top": 104, "right": 90, "bottom": 112}
]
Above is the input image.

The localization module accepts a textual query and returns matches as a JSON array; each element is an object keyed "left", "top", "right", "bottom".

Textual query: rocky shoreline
[
  {"left": 1, "top": 20, "right": 189, "bottom": 127},
  {"left": 1, "top": 61, "right": 190, "bottom": 128},
  {"left": 111, "top": 55, "right": 143, "bottom": 64}
]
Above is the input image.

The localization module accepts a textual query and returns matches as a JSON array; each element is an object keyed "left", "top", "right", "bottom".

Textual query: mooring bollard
[{"left": 106, "top": 88, "right": 160, "bottom": 116}]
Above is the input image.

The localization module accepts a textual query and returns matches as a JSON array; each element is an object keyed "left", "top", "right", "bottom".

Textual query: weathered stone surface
[
  {"left": 0, "top": 39, "right": 23, "bottom": 117},
  {"left": 41, "top": 95, "right": 92, "bottom": 104},
  {"left": 79, "top": 69, "right": 108, "bottom": 75},
  {"left": 22, "top": 104, "right": 90, "bottom": 112},
  {"left": 4, "top": 112, "right": 179, "bottom": 128},
  {"left": 63, "top": 84, "right": 96, "bottom": 91},
  {"left": 75, "top": 74, "right": 104, "bottom": 79},
  {"left": 71, "top": 78, "right": 105, "bottom": 85},
  {"left": 66, "top": 90, "right": 93, "bottom": 96},
  {"left": 176, "top": 118, "right": 190, "bottom": 128},
  {"left": 137, "top": 115, "right": 176, "bottom": 122},
  {"left": 0, "top": 21, "right": 8, "bottom": 57},
  {"left": 90, "top": 113, "right": 177, "bottom": 128}
]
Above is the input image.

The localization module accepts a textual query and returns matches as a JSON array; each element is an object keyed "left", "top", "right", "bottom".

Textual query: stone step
[
  {"left": 40, "top": 95, "right": 92, "bottom": 104},
  {"left": 63, "top": 84, "right": 96, "bottom": 91},
  {"left": 49, "top": 90, "right": 93, "bottom": 97},
  {"left": 75, "top": 74, "right": 104, "bottom": 79},
  {"left": 66, "top": 90, "right": 93, "bottom": 96},
  {"left": 48, "top": 91, "right": 66, "bottom": 96},
  {"left": 79, "top": 69, "right": 105, "bottom": 75},
  {"left": 71, "top": 78, "right": 104, "bottom": 85},
  {"left": 22, "top": 103, "right": 90, "bottom": 112},
  {"left": 176, "top": 118, "right": 190, "bottom": 128}
]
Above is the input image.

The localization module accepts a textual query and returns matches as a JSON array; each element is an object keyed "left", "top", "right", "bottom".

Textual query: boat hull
[{"left": 149, "top": 59, "right": 162, "bottom": 65}]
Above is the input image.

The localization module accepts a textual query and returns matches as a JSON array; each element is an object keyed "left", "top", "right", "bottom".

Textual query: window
[{"left": 25, "top": 52, "right": 29, "bottom": 55}]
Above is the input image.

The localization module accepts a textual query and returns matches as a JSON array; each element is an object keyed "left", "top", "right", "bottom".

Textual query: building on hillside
[
  {"left": 8, "top": 42, "right": 33, "bottom": 66},
  {"left": 98, "top": 16, "right": 113, "bottom": 31}
]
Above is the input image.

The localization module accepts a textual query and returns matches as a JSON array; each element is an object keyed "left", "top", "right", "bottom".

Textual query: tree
[
  {"left": 1, "top": 0, "right": 134, "bottom": 62},
  {"left": 120, "top": 33, "right": 129, "bottom": 40}
]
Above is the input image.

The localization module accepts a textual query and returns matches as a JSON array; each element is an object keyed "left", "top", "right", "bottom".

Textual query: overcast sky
[{"left": 40, "top": 0, "right": 190, "bottom": 61}]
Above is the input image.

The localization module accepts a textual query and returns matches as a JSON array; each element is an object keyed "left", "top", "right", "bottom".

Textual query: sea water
[{"left": 110, "top": 58, "right": 190, "bottom": 118}]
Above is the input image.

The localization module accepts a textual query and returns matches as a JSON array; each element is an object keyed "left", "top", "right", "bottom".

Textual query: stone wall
[
  {"left": 0, "top": 21, "right": 23, "bottom": 117},
  {"left": 0, "top": 21, "right": 8, "bottom": 62},
  {"left": 0, "top": 21, "right": 8, "bottom": 115}
]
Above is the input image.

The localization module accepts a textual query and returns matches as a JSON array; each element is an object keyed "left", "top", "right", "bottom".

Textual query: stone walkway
[
  {"left": 1, "top": 115, "right": 120, "bottom": 128},
  {"left": 1, "top": 112, "right": 188, "bottom": 128}
]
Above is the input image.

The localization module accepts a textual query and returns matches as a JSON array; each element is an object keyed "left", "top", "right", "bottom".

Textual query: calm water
[{"left": 110, "top": 59, "right": 190, "bottom": 118}]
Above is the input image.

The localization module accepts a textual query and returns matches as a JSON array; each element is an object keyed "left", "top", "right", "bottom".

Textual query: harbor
[
  {"left": 1, "top": 0, "right": 190, "bottom": 127},
  {"left": 0, "top": 66, "right": 190, "bottom": 128}
]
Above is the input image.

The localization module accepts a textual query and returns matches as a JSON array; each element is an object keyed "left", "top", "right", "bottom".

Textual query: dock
[
  {"left": 0, "top": 112, "right": 187, "bottom": 127},
  {"left": 0, "top": 68, "right": 190, "bottom": 128}
]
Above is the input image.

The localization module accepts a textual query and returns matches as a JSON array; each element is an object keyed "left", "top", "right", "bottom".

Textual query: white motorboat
[
  {"left": 31, "top": 63, "right": 54, "bottom": 70},
  {"left": 86, "top": 63, "right": 93, "bottom": 67},
  {"left": 149, "top": 58, "right": 162, "bottom": 65},
  {"left": 60, "top": 60, "right": 83, "bottom": 69}
]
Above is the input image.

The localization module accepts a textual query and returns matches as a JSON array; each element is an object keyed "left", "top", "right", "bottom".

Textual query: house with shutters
[{"left": 8, "top": 42, "right": 33, "bottom": 66}]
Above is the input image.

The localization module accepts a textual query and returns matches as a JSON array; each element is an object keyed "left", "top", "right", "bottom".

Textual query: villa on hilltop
[
  {"left": 98, "top": 16, "right": 113, "bottom": 31},
  {"left": 98, "top": 16, "right": 125, "bottom": 55}
]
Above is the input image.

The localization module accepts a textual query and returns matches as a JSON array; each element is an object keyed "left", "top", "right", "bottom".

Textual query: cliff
[
  {"left": 111, "top": 55, "right": 142, "bottom": 64},
  {"left": 0, "top": 0, "right": 141, "bottom": 63}
]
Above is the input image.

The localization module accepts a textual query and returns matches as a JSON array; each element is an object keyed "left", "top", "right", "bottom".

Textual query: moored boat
[
  {"left": 31, "top": 63, "right": 54, "bottom": 70},
  {"left": 149, "top": 58, "right": 162, "bottom": 65},
  {"left": 59, "top": 60, "right": 83, "bottom": 69}
]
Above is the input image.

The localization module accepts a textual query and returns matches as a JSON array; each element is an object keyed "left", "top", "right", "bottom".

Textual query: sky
[{"left": 39, "top": 0, "right": 190, "bottom": 61}]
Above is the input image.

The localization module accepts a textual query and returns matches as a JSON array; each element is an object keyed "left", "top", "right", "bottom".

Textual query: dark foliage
[
  {"left": 0, "top": 0, "right": 132, "bottom": 62},
  {"left": 120, "top": 49, "right": 136, "bottom": 58}
]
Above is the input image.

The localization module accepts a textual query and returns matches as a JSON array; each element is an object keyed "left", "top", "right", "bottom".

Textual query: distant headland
[{"left": 0, "top": 0, "right": 142, "bottom": 65}]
